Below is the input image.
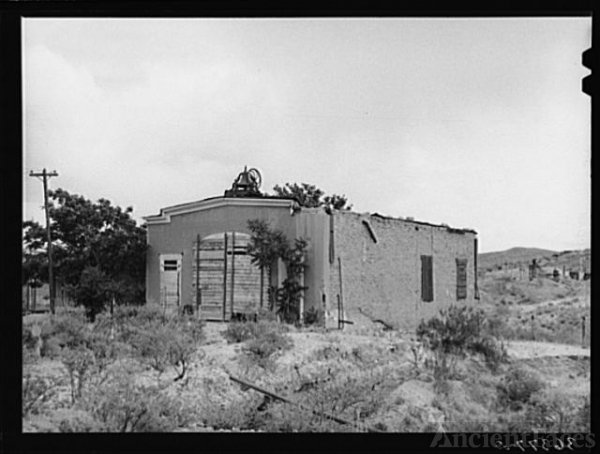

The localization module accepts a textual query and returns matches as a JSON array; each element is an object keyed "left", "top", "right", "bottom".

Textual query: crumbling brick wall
[{"left": 327, "top": 211, "right": 477, "bottom": 333}]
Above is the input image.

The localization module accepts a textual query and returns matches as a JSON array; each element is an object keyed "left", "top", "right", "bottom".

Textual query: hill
[
  {"left": 479, "top": 247, "right": 557, "bottom": 270},
  {"left": 479, "top": 247, "right": 591, "bottom": 273}
]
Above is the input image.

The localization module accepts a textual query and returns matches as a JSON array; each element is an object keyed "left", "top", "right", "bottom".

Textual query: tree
[
  {"left": 246, "top": 219, "right": 308, "bottom": 323},
  {"left": 22, "top": 188, "right": 147, "bottom": 320},
  {"left": 272, "top": 182, "right": 352, "bottom": 212},
  {"left": 246, "top": 219, "right": 288, "bottom": 308}
]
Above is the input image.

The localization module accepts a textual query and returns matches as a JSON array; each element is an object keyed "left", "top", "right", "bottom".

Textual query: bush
[
  {"left": 468, "top": 335, "right": 507, "bottom": 372},
  {"left": 23, "top": 373, "right": 60, "bottom": 416},
  {"left": 62, "top": 346, "right": 96, "bottom": 404},
  {"left": 497, "top": 366, "right": 545, "bottom": 410},
  {"left": 303, "top": 307, "right": 324, "bottom": 326},
  {"left": 242, "top": 330, "right": 292, "bottom": 369},
  {"left": 524, "top": 389, "right": 589, "bottom": 432},
  {"left": 85, "top": 371, "right": 184, "bottom": 432},
  {"left": 127, "top": 312, "right": 204, "bottom": 380},
  {"left": 223, "top": 319, "right": 288, "bottom": 344},
  {"left": 417, "top": 305, "right": 508, "bottom": 371},
  {"left": 417, "top": 305, "right": 484, "bottom": 356},
  {"left": 55, "top": 408, "right": 102, "bottom": 432},
  {"left": 224, "top": 321, "right": 259, "bottom": 344},
  {"left": 39, "top": 307, "right": 90, "bottom": 356}
]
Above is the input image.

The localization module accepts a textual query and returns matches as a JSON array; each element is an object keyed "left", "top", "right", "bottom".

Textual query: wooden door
[
  {"left": 160, "top": 254, "right": 182, "bottom": 308},
  {"left": 193, "top": 232, "right": 267, "bottom": 321}
]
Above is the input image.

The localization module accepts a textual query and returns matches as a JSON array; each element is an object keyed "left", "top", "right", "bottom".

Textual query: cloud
[{"left": 23, "top": 19, "right": 591, "bottom": 253}]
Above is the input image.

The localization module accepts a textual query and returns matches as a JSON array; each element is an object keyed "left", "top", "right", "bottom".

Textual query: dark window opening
[
  {"left": 164, "top": 260, "right": 178, "bottom": 271},
  {"left": 421, "top": 255, "right": 433, "bottom": 302},
  {"left": 456, "top": 258, "right": 467, "bottom": 300}
]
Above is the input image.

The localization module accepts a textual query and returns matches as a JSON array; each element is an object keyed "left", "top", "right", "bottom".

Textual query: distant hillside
[
  {"left": 479, "top": 247, "right": 590, "bottom": 272},
  {"left": 479, "top": 247, "right": 557, "bottom": 270}
]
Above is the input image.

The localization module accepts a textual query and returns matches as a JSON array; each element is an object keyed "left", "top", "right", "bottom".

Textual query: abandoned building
[{"left": 144, "top": 167, "right": 479, "bottom": 330}]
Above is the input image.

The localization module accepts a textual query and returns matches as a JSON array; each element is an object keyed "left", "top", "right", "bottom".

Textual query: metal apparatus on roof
[{"left": 224, "top": 166, "right": 263, "bottom": 197}]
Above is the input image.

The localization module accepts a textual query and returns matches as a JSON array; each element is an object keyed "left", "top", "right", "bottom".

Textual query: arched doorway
[{"left": 192, "top": 232, "right": 268, "bottom": 321}]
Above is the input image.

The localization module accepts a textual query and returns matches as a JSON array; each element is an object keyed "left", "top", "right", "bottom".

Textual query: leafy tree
[
  {"left": 22, "top": 221, "right": 48, "bottom": 287},
  {"left": 247, "top": 219, "right": 308, "bottom": 323},
  {"left": 272, "top": 183, "right": 352, "bottom": 212},
  {"left": 22, "top": 188, "right": 147, "bottom": 320},
  {"left": 22, "top": 251, "right": 47, "bottom": 287},
  {"left": 246, "top": 219, "right": 288, "bottom": 308}
]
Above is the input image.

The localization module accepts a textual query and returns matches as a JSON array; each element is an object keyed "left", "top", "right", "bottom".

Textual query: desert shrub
[
  {"left": 497, "top": 366, "right": 545, "bottom": 410},
  {"left": 116, "top": 303, "right": 166, "bottom": 325},
  {"left": 61, "top": 345, "right": 96, "bottom": 404},
  {"left": 22, "top": 325, "right": 42, "bottom": 363},
  {"left": 256, "top": 307, "right": 278, "bottom": 322},
  {"left": 242, "top": 330, "right": 292, "bottom": 369},
  {"left": 303, "top": 307, "right": 324, "bottom": 326},
  {"left": 224, "top": 321, "right": 259, "bottom": 344},
  {"left": 431, "top": 351, "right": 461, "bottom": 385},
  {"left": 88, "top": 375, "right": 181, "bottom": 432},
  {"left": 223, "top": 319, "right": 288, "bottom": 344},
  {"left": 257, "top": 401, "right": 326, "bottom": 432},
  {"left": 22, "top": 325, "right": 37, "bottom": 350},
  {"left": 38, "top": 307, "right": 90, "bottom": 358},
  {"left": 200, "top": 395, "right": 263, "bottom": 431},
  {"left": 55, "top": 408, "right": 102, "bottom": 432},
  {"left": 40, "top": 336, "right": 63, "bottom": 359},
  {"left": 397, "top": 405, "right": 438, "bottom": 432},
  {"left": 417, "top": 305, "right": 508, "bottom": 371},
  {"left": 287, "top": 367, "right": 391, "bottom": 432},
  {"left": 127, "top": 313, "right": 204, "bottom": 380},
  {"left": 417, "top": 305, "right": 484, "bottom": 356},
  {"left": 168, "top": 320, "right": 205, "bottom": 381},
  {"left": 575, "top": 396, "right": 591, "bottom": 433},
  {"left": 468, "top": 335, "right": 507, "bottom": 372},
  {"left": 523, "top": 389, "right": 589, "bottom": 432},
  {"left": 23, "top": 373, "right": 60, "bottom": 416}
]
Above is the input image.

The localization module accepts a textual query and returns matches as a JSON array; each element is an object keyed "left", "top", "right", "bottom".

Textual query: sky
[{"left": 22, "top": 17, "right": 591, "bottom": 253}]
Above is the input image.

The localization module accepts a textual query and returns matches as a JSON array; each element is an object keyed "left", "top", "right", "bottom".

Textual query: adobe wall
[{"left": 327, "top": 211, "right": 477, "bottom": 333}]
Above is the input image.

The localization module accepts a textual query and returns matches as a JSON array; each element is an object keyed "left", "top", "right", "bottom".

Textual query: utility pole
[{"left": 29, "top": 169, "right": 58, "bottom": 315}]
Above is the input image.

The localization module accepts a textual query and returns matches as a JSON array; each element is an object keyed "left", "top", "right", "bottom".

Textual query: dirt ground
[{"left": 22, "top": 271, "right": 591, "bottom": 433}]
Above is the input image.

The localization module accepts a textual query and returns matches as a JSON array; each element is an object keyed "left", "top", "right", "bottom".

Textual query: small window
[
  {"left": 163, "top": 260, "right": 178, "bottom": 271},
  {"left": 456, "top": 259, "right": 467, "bottom": 300},
  {"left": 421, "top": 255, "right": 433, "bottom": 302}
]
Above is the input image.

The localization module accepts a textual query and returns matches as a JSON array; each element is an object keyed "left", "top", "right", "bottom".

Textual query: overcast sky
[{"left": 22, "top": 18, "right": 591, "bottom": 253}]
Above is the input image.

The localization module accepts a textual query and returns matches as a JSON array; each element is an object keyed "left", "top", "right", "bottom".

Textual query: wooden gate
[{"left": 193, "top": 232, "right": 267, "bottom": 321}]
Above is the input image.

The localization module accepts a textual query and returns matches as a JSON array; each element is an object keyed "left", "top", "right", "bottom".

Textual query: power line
[{"left": 29, "top": 168, "right": 59, "bottom": 315}]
